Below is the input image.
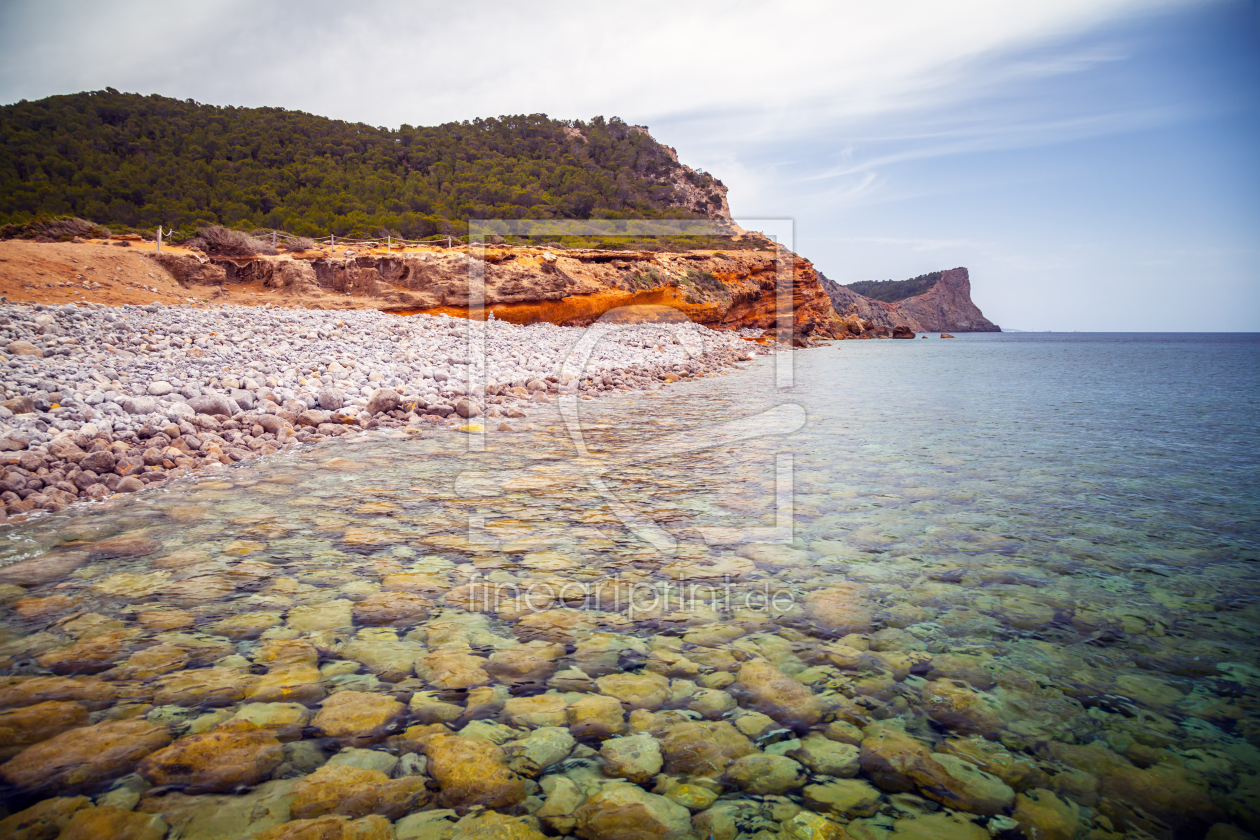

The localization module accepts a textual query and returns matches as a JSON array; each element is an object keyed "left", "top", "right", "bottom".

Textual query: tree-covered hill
[
  {"left": 0, "top": 90, "right": 729, "bottom": 240},
  {"left": 843, "top": 271, "right": 947, "bottom": 303}
]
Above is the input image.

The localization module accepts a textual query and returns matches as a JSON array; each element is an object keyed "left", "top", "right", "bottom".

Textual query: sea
[{"left": 0, "top": 331, "right": 1257, "bottom": 836}]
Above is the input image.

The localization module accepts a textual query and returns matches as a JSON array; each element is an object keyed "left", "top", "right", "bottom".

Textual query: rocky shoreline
[{"left": 0, "top": 301, "right": 771, "bottom": 520}]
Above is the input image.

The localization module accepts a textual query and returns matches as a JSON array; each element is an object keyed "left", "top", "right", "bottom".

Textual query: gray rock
[
  {"left": 0, "top": 432, "right": 29, "bottom": 451},
  {"left": 169, "top": 402, "right": 196, "bottom": 422},
  {"left": 366, "top": 388, "right": 401, "bottom": 415},
  {"left": 297, "top": 409, "right": 332, "bottom": 427},
  {"left": 599, "top": 733, "right": 663, "bottom": 784},
  {"left": 80, "top": 450, "right": 116, "bottom": 473},
  {"left": 148, "top": 381, "right": 174, "bottom": 396},
  {"left": 253, "top": 415, "right": 287, "bottom": 434},
  {"left": 317, "top": 387, "right": 345, "bottom": 411},
  {"left": 116, "top": 475, "right": 145, "bottom": 493},
  {"left": 395, "top": 753, "right": 428, "bottom": 778},
  {"left": 121, "top": 396, "right": 158, "bottom": 415},
  {"left": 230, "top": 389, "right": 256, "bottom": 410},
  {"left": 326, "top": 747, "right": 399, "bottom": 776},
  {"left": 505, "top": 727, "right": 576, "bottom": 777},
  {"left": 187, "top": 394, "right": 239, "bottom": 417},
  {"left": 46, "top": 436, "right": 85, "bottom": 461}
]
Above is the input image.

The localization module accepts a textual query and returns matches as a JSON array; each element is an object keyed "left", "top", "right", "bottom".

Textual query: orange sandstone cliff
[{"left": 147, "top": 244, "right": 848, "bottom": 341}]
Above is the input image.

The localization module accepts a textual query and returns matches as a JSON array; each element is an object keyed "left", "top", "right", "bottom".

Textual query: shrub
[
  {"left": 0, "top": 216, "right": 111, "bottom": 241},
  {"left": 185, "top": 224, "right": 278, "bottom": 257}
]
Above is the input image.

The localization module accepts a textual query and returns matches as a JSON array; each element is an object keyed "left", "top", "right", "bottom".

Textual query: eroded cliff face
[
  {"left": 151, "top": 246, "right": 847, "bottom": 341},
  {"left": 820, "top": 268, "right": 1000, "bottom": 333}
]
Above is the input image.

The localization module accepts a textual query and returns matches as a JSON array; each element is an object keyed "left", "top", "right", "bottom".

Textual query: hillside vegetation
[
  {"left": 0, "top": 90, "right": 728, "bottom": 242},
  {"left": 844, "top": 271, "right": 948, "bottom": 303}
]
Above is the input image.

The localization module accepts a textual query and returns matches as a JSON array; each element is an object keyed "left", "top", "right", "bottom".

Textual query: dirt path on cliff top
[{"left": 0, "top": 239, "right": 428, "bottom": 311}]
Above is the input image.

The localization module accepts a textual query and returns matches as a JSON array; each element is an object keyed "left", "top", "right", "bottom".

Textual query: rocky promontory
[{"left": 820, "top": 268, "right": 1001, "bottom": 333}]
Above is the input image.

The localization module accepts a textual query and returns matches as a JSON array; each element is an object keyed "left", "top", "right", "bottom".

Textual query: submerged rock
[
  {"left": 937, "top": 735, "right": 1047, "bottom": 791},
  {"left": 858, "top": 722, "right": 1013, "bottom": 815},
  {"left": 0, "top": 718, "right": 172, "bottom": 794},
  {"left": 595, "top": 671, "right": 671, "bottom": 711},
  {"left": 787, "top": 733, "right": 860, "bottom": 777},
  {"left": 802, "top": 778, "right": 883, "bottom": 819},
  {"left": 725, "top": 753, "right": 805, "bottom": 795},
  {"left": 503, "top": 726, "right": 576, "bottom": 777},
  {"left": 503, "top": 694, "right": 569, "bottom": 728},
  {"left": 222, "top": 702, "right": 313, "bottom": 742},
  {"left": 450, "top": 812, "right": 547, "bottom": 840},
  {"left": 287, "top": 600, "right": 354, "bottom": 632},
  {"left": 254, "top": 814, "right": 393, "bottom": 840},
  {"left": 351, "top": 591, "right": 432, "bottom": 626},
  {"left": 291, "top": 763, "right": 429, "bottom": 820},
  {"left": 152, "top": 667, "right": 258, "bottom": 707},
  {"left": 311, "top": 691, "right": 405, "bottom": 747},
  {"left": 36, "top": 628, "right": 141, "bottom": 674},
  {"left": 57, "top": 806, "right": 169, "bottom": 840},
  {"left": 0, "top": 676, "right": 118, "bottom": 711},
  {"left": 423, "top": 734, "right": 527, "bottom": 810},
  {"left": 567, "top": 693, "right": 626, "bottom": 738},
  {"left": 0, "top": 795, "right": 94, "bottom": 840},
  {"left": 733, "top": 659, "right": 823, "bottom": 728},
  {"left": 415, "top": 648, "right": 491, "bottom": 690},
  {"left": 137, "top": 729, "right": 285, "bottom": 792},
  {"left": 1012, "top": 788, "right": 1082, "bottom": 840},
  {"left": 778, "top": 810, "right": 847, "bottom": 840},
  {"left": 0, "top": 699, "right": 89, "bottom": 760},
  {"left": 1046, "top": 740, "right": 1222, "bottom": 829},
  {"left": 599, "top": 732, "right": 663, "bottom": 784},
  {"left": 486, "top": 640, "right": 565, "bottom": 686},
  {"left": 135, "top": 779, "right": 300, "bottom": 839},
  {"left": 573, "top": 783, "right": 692, "bottom": 840},
  {"left": 340, "top": 633, "right": 423, "bottom": 683},
  {"left": 659, "top": 720, "right": 754, "bottom": 777},
  {"left": 803, "top": 583, "right": 873, "bottom": 635},
  {"left": 919, "top": 679, "right": 1004, "bottom": 737},
  {"left": 882, "top": 812, "right": 988, "bottom": 840}
]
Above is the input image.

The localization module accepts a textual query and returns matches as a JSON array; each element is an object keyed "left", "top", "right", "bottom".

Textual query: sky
[{"left": 1, "top": 0, "right": 1257, "bottom": 330}]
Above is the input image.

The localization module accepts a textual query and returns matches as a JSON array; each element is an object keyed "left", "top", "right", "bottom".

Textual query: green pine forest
[
  {"left": 843, "top": 272, "right": 947, "bottom": 303},
  {"left": 0, "top": 90, "right": 729, "bottom": 243}
]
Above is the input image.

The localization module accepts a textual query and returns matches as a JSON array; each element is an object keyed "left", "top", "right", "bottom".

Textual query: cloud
[{"left": 0, "top": 0, "right": 1200, "bottom": 125}]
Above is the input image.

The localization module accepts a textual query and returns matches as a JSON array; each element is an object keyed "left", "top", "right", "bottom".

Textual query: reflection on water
[{"left": 0, "top": 333, "right": 1256, "bottom": 839}]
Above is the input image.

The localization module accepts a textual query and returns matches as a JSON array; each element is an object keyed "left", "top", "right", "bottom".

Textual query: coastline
[{"left": 0, "top": 300, "right": 775, "bottom": 524}]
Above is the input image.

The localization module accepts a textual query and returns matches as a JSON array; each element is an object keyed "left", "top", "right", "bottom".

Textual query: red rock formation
[
  {"left": 150, "top": 245, "right": 845, "bottom": 340},
  {"left": 820, "top": 268, "right": 1000, "bottom": 333}
]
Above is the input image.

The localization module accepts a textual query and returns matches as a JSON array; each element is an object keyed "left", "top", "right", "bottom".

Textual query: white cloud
[{"left": 0, "top": 0, "right": 1199, "bottom": 128}]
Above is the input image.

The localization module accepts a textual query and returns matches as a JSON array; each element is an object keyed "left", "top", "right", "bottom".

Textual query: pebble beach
[{"left": 0, "top": 300, "right": 768, "bottom": 518}]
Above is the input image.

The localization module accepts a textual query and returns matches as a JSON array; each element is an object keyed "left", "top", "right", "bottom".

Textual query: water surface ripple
[{"left": 0, "top": 332, "right": 1256, "bottom": 839}]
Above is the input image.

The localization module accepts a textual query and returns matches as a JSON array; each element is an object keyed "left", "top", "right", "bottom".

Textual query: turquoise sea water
[{"left": 0, "top": 332, "right": 1257, "bottom": 838}]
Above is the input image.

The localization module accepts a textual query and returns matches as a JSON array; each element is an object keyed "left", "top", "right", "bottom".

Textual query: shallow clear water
[{"left": 0, "top": 332, "right": 1257, "bottom": 838}]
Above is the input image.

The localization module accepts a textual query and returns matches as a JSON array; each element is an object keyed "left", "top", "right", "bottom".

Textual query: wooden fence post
[{"left": 156, "top": 225, "right": 162, "bottom": 253}]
